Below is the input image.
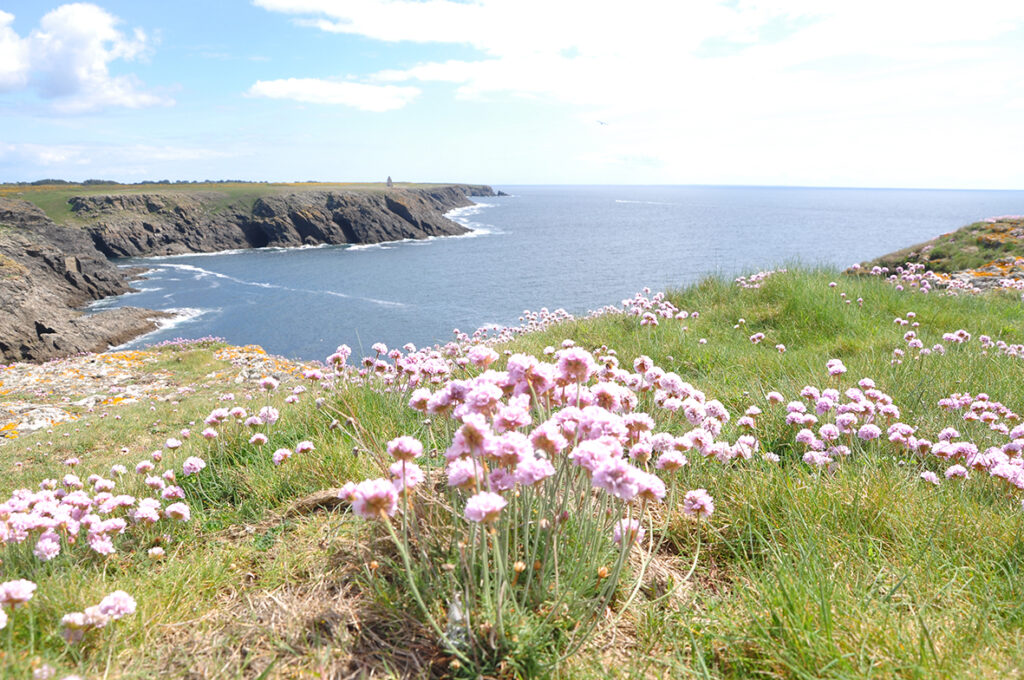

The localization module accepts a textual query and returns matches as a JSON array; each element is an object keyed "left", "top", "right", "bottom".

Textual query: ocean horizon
[{"left": 92, "top": 184, "right": 1024, "bottom": 361}]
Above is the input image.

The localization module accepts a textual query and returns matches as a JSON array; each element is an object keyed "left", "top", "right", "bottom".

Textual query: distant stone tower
[{"left": 386, "top": 176, "right": 393, "bottom": 188}]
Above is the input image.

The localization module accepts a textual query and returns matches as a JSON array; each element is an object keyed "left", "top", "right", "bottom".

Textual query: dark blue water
[{"left": 90, "top": 185, "right": 1024, "bottom": 360}]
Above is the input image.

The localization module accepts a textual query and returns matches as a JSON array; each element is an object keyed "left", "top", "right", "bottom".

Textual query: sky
[{"left": 0, "top": 1, "right": 1022, "bottom": 188}]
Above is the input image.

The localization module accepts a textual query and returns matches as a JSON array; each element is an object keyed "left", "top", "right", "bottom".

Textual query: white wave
[
  {"left": 108, "top": 307, "right": 212, "bottom": 351},
  {"left": 144, "top": 248, "right": 251, "bottom": 260},
  {"left": 614, "top": 199, "right": 677, "bottom": 206}
]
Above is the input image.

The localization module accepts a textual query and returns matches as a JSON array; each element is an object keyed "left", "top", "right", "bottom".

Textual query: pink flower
[
  {"left": 387, "top": 436, "right": 424, "bottom": 462},
  {"left": 612, "top": 518, "right": 645, "bottom": 546},
  {"left": 181, "top": 457, "right": 206, "bottom": 476},
  {"left": 97, "top": 590, "right": 136, "bottom": 619},
  {"left": 295, "top": 440, "right": 315, "bottom": 454},
  {"left": 201, "top": 428, "right": 217, "bottom": 440},
  {"left": 259, "top": 376, "right": 280, "bottom": 391},
  {"left": 656, "top": 450, "right": 687, "bottom": 471},
  {"left": 446, "top": 458, "right": 481, "bottom": 490},
  {"left": 857, "top": 424, "right": 882, "bottom": 441},
  {"left": 555, "top": 347, "right": 597, "bottom": 383},
  {"left": 389, "top": 461, "right": 425, "bottom": 492},
  {"left": 351, "top": 479, "right": 399, "bottom": 519},
  {"left": 464, "top": 492, "right": 507, "bottom": 523},
  {"left": 272, "top": 448, "right": 292, "bottom": 465},
  {"left": 682, "top": 489, "right": 715, "bottom": 518},
  {"left": 635, "top": 471, "right": 667, "bottom": 502},
  {"left": 165, "top": 502, "right": 191, "bottom": 521},
  {"left": 0, "top": 579, "right": 37, "bottom": 608},
  {"left": 826, "top": 359, "right": 847, "bottom": 376},
  {"left": 165, "top": 438, "right": 182, "bottom": 450},
  {"left": 249, "top": 433, "right": 268, "bottom": 446},
  {"left": 467, "top": 345, "right": 499, "bottom": 369},
  {"left": 513, "top": 455, "right": 556, "bottom": 486},
  {"left": 592, "top": 458, "right": 641, "bottom": 500},
  {"left": 920, "top": 471, "right": 940, "bottom": 485},
  {"left": 944, "top": 464, "right": 969, "bottom": 479}
]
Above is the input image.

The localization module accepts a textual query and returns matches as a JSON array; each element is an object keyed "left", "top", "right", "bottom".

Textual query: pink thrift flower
[
  {"left": 612, "top": 518, "right": 645, "bottom": 547},
  {"left": 656, "top": 450, "right": 687, "bottom": 471},
  {"left": 464, "top": 492, "right": 507, "bottom": 523},
  {"left": 826, "top": 359, "right": 847, "bottom": 376},
  {"left": 165, "top": 438, "right": 182, "bottom": 450},
  {"left": 249, "top": 433, "right": 268, "bottom": 446},
  {"left": 387, "top": 436, "right": 424, "bottom": 462},
  {"left": 295, "top": 440, "right": 315, "bottom": 454},
  {"left": 0, "top": 579, "right": 37, "bottom": 607},
  {"left": 682, "top": 489, "right": 715, "bottom": 518},
  {"left": 592, "top": 458, "right": 641, "bottom": 501},
  {"left": 272, "top": 448, "right": 292, "bottom": 465},
  {"left": 389, "top": 461, "right": 425, "bottom": 492},
  {"left": 201, "top": 428, "right": 217, "bottom": 440},
  {"left": 165, "top": 502, "right": 191, "bottom": 521},
  {"left": 920, "top": 471, "right": 940, "bottom": 485},
  {"left": 944, "top": 464, "right": 969, "bottom": 479},
  {"left": 351, "top": 479, "right": 399, "bottom": 519},
  {"left": 97, "top": 591, "right": 136, "bottom": 620},
  {"left": 513, "top": 455, "right": 556, "bottom": 486},
  {"left": 181, "top": 457, "right": 206, "bottom": 476},
  {"left": 857, "top": 424, "right": 882, "bottom": 441}
]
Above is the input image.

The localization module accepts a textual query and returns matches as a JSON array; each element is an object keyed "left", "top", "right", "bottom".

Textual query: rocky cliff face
[
  {"left": 0, "top": 199, "right": 163, "bottom": 363},
  {"left": 73, "top": 184, "right": 493, "bottom": 258},
  {"left": 0, "top": 184, "right": 494, "bottom": 363}
]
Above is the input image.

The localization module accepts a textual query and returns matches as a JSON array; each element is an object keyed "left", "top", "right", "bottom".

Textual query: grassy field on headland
[
  {"left": 2, "top": 265, "right": 1024, "bottom": 679},
  {"left": 861, "top": 216, "right": 1024, "bottom": 279},
  {"left": 0, "top": 181, "right": 447, "bottom": 226}
]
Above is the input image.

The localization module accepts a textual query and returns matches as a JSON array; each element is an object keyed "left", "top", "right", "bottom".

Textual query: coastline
[{"left": 0, "top": 183, "right": 496, "bottom": 364}]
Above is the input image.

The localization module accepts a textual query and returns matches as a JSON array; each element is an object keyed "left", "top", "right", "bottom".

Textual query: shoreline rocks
[{"left": 0, "top": 184, "right": 495, "bottom": 363}]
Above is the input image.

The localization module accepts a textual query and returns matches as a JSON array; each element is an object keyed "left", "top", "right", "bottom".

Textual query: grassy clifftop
[
  {"left": 2, "top": 268, "right": 1024, "bottom": 678},
  {"left": 859, "top": 216, "right": 1024, "bottom": 280},
  {"left": 0, "top": 181, "right": 466, "bottom": 226}
]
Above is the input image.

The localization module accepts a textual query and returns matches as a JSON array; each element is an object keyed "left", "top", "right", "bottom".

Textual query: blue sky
[{"left": 1, "top": 0, "right": 1023, "bottom": 188}]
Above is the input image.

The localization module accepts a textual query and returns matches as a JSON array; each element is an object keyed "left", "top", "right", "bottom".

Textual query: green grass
[
  {"left": 2, "top": 268, "right": 1024, "bottom": 678},
  {"left": 0, "top": 181, "right": 456, "bottom": 226},
  {"left": 861, "top": 217, "right": 1024, "bottom": 274}
]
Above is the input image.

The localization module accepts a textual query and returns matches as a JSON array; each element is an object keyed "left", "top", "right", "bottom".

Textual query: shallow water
[{"left": 91, "top": 185, "right": 1024, "bottom": 360}]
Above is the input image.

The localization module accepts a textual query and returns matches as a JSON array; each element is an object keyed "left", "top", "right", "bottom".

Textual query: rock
[
  {"left": 0, "top": 183, "right": 495, "bottom": 363},
  {"left": 74, "top": 184, "right": 495, "bottom": 257},
  {"left": 0, "top": 198, "right": 168, "bottom": 364}
]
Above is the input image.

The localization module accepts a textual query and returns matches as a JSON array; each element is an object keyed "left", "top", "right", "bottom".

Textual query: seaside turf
[
  {"left": 2, "top": 268, "right": 1024, "bottom": 678},
  {"left": 0, "top": 181, "right": 447, "bottom": 226}
]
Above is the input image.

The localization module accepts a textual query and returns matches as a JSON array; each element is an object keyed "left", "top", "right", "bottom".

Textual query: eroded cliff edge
[
  {"left": 0, "top": 184, "right": 495, "bottom": 363},
  {"left": 75, "top": 184, "right": 494, "bottom": 257},
  {"left": 0, "top": 199, "right": 164, "bottom": 363}
]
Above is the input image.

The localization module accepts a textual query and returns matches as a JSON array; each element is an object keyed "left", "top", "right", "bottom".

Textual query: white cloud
[
  {"left": 0, "top": 142, "right": 235, "bottom": 165},
  {"left": 248, "top": 78, "right": 420, "bottom": 111},
  {"left": 0, "top": 4, "right": 168, "bottom": 113},
  {"left": 254, "top": 0, "right": 1024, "bottom": 185},
  {"left": 0, "top": 10, "right": 30, "bottom": 90}
]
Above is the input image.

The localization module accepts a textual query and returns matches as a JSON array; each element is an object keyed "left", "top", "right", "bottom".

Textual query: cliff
[
  {"left": 0, "top": 183, "right": 495, "bottom": 363},
  {"left": 852, "top": 216, "right": 1024, "bottom": 288},
  {"left": 0, "top": 199, "right": 163, "bottom": 363},
  {"left": 73, "top": 184, "right": 494, "bottom": 257}
]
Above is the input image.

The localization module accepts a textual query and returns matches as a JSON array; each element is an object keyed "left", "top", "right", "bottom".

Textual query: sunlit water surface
[{"left": 91, "top": 185, "right": 1024, "bottom": 360}]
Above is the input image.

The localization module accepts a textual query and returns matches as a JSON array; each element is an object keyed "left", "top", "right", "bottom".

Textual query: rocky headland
[
  {"left": 851, "top": 215, "right": 1024, "bottom": 289},
  {"left": 0, "top": 184, "right": 495, "bottom": 363}
]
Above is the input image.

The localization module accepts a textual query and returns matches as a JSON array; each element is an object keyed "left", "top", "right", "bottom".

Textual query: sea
[{"left": 88, "top": 185, "right": 1024, "bottom": 361}]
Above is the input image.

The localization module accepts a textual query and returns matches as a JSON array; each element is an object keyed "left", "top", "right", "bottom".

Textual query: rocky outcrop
[
  {"left": 0, "top": 184, "right": 495, "bottom": 363},
  {"left": 0, "top": 199, "right": 165, "bottom": 363},
  {"left": 73, "top": 184, "right": 495, "bottom": 258}
]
